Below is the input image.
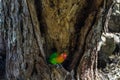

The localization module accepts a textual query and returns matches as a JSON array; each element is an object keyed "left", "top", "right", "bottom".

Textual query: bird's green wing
[
  {"left": 49, "top": 58, "right": 57, "bottom": 65},
  {"left": 49, "top": 52, "right": 58, "bottom": 64},
  {"left": 49, "top": 52, "right": 58, "bottom": 59}
]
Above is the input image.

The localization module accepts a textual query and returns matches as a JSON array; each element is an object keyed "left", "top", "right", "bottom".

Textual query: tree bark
[{"left": 1, "top": 0, "right": 113, "bottom": 80}]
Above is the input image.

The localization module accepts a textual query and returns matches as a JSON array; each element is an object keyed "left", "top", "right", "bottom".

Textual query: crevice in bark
[
  {"left": 0, "top": 53, "right": 6, "bottom": 79},
  {"left": 63, "top": 0, "right": 99, "bottom": 72},
  {"left": 102, "top": 0, "right": 114, "bottom": 32},
  {"left": 25, "top": 63, "right": 28, "bottom": 70},
  {"left": 35, "top": 0, "right": 57, "bottom": 59},
  {"left": 34, "top": 0, "right": 47, "bottom": 36},
  {"left": 26, "top": 0, "right": 46, "bottom": 60},
  {"left": 31, "top": 60, "right": 38, "bottom": 76},
  {"left": 0, "top": 28, "right": 6, "bottom": 79},
  {"left": 34, "top": 0, "right": 53, "bottom": 58}
]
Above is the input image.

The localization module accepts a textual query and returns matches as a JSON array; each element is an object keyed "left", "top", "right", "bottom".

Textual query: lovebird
[{"left": 49, "top": 52, "right": 67, "bottom": 65}]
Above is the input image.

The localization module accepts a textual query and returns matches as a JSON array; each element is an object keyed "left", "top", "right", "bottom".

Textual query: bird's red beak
[{"left": 61, "top": 53, "right": 67, "bottom": 59}]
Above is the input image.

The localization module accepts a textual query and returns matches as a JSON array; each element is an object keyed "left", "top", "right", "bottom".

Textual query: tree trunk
[{"left": 1, "top": 0, "right": 114, "bottom": 80}]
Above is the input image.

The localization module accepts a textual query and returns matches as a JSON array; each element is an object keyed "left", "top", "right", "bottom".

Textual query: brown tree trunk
[{"left": 1, "top": 0, "right": 113, "bottom": 80}]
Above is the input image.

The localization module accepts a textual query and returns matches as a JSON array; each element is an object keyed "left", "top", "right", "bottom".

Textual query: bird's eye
[{"left": 63, "top": 54, "right": 67, "bottom": 58}]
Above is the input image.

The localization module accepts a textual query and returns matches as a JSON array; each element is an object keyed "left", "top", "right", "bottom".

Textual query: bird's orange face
[{"left": 60, "top": 53, "right": 67, "bottom": 59}]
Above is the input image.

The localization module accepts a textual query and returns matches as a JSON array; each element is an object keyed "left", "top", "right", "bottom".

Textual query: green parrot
[{"left": 49, "top": 52, "right": 67, "bottom": 65}]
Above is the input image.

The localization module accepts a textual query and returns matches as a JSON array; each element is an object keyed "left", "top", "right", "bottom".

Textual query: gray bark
[{"left": 1, "top": 0, "right": 114, "bottom": 80}]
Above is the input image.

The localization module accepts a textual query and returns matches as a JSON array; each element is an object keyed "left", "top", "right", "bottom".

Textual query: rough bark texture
[{"left": 1, "top": 0, "right": 114, "bottom": 80}]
